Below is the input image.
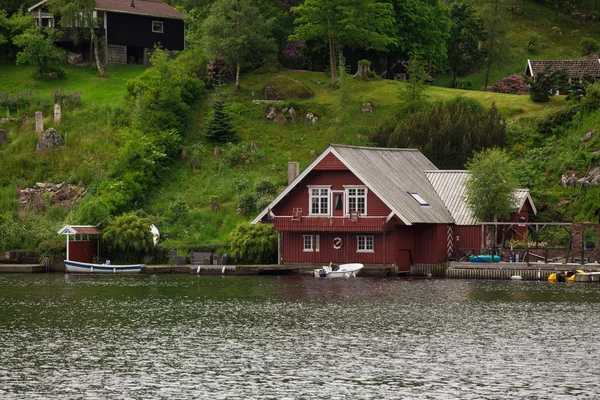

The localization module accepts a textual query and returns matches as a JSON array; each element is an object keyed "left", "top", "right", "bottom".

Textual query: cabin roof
[
  {"left": 57, "top": 225, "right": 102, "bottom": 235},
  {"left": 253, "top": 145, "right": 455, "bottom": 226},
  {"left": 525, "top": 59, "right": 600, "bottom": 78},
  {"left": 426, "top": 170, "right": 537, "bottom": 225},
  {"left": 29, "top": 0, "right": 183, "bottom": 20}
]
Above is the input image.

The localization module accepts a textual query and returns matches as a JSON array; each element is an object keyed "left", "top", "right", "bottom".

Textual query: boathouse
[
  {"left": 252, "top": 145, "right": 536, "bottom": 272},
  {"left": 57, "top": 225, "right": 101, "bottom": 263}
]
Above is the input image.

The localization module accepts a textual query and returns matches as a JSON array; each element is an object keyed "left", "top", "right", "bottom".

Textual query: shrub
[
  {"left": 237, "top": 192, "right": 257, "bottom": 216},
  {"left": 490, "top": 74, "right": 530, "bottom": 95},
  {"left": 126, "top": 48, "right": 205, "bottom": 132},
  {"left": 374, "top": 98, "right": 505, "bottom": 169},
  {"left": 13, "top": 26, "right": 65, "bottom": 75},
  {"left": 167, "top": 197, "right": 188, "bottom": 223},
  {"left": 38, "top": 236, "right": 66, "bottom": 263},
  {"left": 525, "top": 66, "right": 568, "bottom": 102},
  {"left": 228, "top": 222, "right": 277, "bottom": 264},
  {"left": 74, "top": 197, "right": 110, "bottom": 225},
  {"left": 580, "top": 36, "right": 600, "bottom": 55},
  {"left": 102, "top": 212, "right": 154, "bottom": 263},
  {"left": 254, "top": 179, "right": 277, "bottom": 197}
]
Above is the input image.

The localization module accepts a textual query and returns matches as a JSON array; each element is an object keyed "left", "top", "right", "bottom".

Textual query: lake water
[{"left": 1, "top": 274, "right": 600, "bottom": 399}]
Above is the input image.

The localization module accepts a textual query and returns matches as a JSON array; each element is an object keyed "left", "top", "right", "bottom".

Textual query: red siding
[
  {"left": 282, "top": 232, "right": 388, "bottom": 264},
  {"left": 69, "top": 241, "right": 97, "bottom": 263},
  {"left": 455, "top": 225, "right": 483, "bottom": 252},
  {"left": 273, "top": 170, "right": 391, "bottom": 217},
  {"left": 314, "top": 152, "right": 348, "bottom": 170},
  {"left": 412, "top": 224, "right": 448, "bottom": 264}
]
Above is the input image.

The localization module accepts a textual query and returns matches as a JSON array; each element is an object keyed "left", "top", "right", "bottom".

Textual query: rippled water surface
[{"left": 1, "top": 274, "right": 600, "bottom": 399}]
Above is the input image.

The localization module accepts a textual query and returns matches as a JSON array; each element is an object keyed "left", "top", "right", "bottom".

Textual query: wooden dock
[
  {"left": 447, "top": 261, "right": 600, "bottom": 281},
  {"left": 0, "top": 264, "right": 46, "bottom": 273}
]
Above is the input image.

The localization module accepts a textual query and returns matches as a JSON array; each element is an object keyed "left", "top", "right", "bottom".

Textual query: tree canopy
[
  {"left": 290, "top": 0, "right": 395, "bottom": 86},
  {"left": 202, "top": 0, "right": 277, "bottom": 92},
  {"left": 48, "top": 0, "right": 106, "bottom": 77},
  {"left": 465, "top": 148, "right": 518, "bottom": 223}
]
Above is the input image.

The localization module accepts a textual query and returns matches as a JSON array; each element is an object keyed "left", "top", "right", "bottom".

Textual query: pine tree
[{"left": 205, "top": 84, "right": 236, "bottom": 143}]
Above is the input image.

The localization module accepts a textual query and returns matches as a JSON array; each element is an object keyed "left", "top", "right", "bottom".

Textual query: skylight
[{"left": 409, "top": 192, "right": 429, "bottom": 207}]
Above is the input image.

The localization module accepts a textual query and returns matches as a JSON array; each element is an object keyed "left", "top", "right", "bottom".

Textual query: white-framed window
[
  {"left": 346, "top": 187, "right": 367, "bottom": 215},
  {"left": 309, "top": 187, "right": 329, "bottom": 215},
  {"left": 303, "top": 235, "right": 320, "bottom": 252},
  {"left": 152, "top": 20, "right": 164, "bottom": 33},
  {"left": 357, "top": 235, "right": 374, "bottom": 252}
]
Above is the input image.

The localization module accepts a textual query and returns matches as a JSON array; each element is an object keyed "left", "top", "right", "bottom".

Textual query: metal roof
[
  {"left": 426, "top": 170, "right": 537, "bottom": 226},
  {"left": 252, "top": 145, "right": 454, "bottom": 225},
  {"left": 331, "top": 145, "right": 454, "bottom": 224}
]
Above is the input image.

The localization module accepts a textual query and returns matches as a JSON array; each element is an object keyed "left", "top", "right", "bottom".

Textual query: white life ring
[{"left": 333, "top": 237, "right": 343, "bottom": 250}]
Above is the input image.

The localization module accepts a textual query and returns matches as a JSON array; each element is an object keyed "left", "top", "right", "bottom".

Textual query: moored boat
[
  {"left": 64, "top": 260, "right": 145, "bottom": 274},
  {"left": 548, "top": 269, "right": 585, "bottom": 282},
  {"left": 313, "top": 263, "right": 364, "bottom": 278}
]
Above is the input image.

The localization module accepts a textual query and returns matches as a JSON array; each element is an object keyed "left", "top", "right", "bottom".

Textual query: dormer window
[{"left": 409, "top": 192, "right": 429, "bottom": 207}]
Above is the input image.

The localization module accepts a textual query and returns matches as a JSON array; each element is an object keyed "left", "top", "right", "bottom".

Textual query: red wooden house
[
  {"left": 252, "top": 145, "right": 536, "bottom": 272},
  {"left": 57, "top": 225, "right": 101, "bottom": 263}
]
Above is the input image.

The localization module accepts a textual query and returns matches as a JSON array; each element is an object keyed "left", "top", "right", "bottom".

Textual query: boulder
[
  {"left": 306, "top": 113, "right": 318, "bottom": 125},
  {"left": 264, "top": 75, "right": 313, "bottom": 100},
  {"left": 36, "top": 128, "right": 63, "bottom": 152},
  {"left": 361, "top": 102, "right": 373, "bottom": 113},
  {"left": 582, "top": 131, "right": 594, "bottom": 142},
  {"left": 266, "top": 105, "right": 277, "bottom": 120}
]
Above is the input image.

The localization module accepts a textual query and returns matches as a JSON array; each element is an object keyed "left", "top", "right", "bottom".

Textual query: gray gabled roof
[
  {"left": 426, "top": 170, "right": 537, "bottom": 226},
  {"left": 252, "top": 145, "right": 454, "bottom": 225}
]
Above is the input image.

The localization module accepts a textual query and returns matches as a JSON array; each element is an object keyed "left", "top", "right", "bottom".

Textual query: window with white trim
[
  {"left": 303, "top": 235, "right": 320, "bottom": 252},
  {"left": 347, "top": 187, "right": 366, "bottom": 214},
  {"left": 357, "top": 235, "right": 374, "bottom": 252},
  {"left": 310, "top": 188, "right": 329, "bottom": 215},
  {"left": 152, "top": 21, "right": 164, "bottom": 33}
]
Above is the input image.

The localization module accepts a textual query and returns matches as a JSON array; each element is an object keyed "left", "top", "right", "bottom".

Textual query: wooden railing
[{"left": 273, "top": 216, "right": 389, "bottom": 232}]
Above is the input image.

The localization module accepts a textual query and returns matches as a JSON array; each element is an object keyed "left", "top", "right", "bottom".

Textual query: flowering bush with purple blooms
[
  {"left": 281, "top": 40, "right": 308, "bottom": 70},
  {"left": 206, "top": 56, "right": 234, "bottom": 86},
  {"left": 490, "top": 74, "right": 530, "bottom": 95}
]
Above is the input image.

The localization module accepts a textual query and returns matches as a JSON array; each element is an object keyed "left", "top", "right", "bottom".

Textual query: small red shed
[
  {"left": 253, "top": 145, "right": 536, "bottom": 272},
  {"left": 57, "top": 225, "right": 101, "bottom": 263}
]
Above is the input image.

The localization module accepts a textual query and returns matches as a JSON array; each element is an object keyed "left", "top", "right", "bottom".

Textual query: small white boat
[
  {"left": 313, "top": 263, "right": 364, "bottom": 278},
  {"left": 64, "top": 260, "right": 145, "bottom": 274}
]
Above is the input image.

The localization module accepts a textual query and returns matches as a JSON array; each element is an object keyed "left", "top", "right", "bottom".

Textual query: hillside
[{"left": 2, "top": 0, "right": 600, "bottom": 259}]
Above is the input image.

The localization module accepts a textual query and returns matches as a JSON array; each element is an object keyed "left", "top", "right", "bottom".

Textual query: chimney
[
  {"left": 287, "top": 162, "right": 299, "bottom": 186},
  {"left": 131, "top": 0, "right": 135, "bottom": 7}
]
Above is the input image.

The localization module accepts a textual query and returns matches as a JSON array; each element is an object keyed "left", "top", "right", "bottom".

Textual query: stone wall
[{"left": 107, "top": 44, "right": 126, "bottom": 65}]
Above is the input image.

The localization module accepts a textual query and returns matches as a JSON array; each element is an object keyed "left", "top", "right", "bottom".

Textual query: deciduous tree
[
  {"left": 102, "top": 212, "right": 154, "bottom": 263},
  {"left": 446, "top": 0, "right": 487, "bottom": 88},
  {"left": 202, "top": 0, "right": 277, "bottom": 92},
  {"left": 465, "top": 148, "right": 518, "bottom": 223},
  {"left": 49, "top": 0, "right": 106, "bottom": 77},
  {"left": 13, "top": 26, "right": 65, "bottom": 75},
  {"left": 291, "top": 0, "right": 395, "bottom": 86}
]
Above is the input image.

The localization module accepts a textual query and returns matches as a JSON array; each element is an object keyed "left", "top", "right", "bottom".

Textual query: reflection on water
[{"left": 1, "top": 274, "right": 600, "bottom": 399}]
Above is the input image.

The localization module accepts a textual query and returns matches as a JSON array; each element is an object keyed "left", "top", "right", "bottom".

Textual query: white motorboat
[{"left": 313, "top": 263, "right": 364, "bottom": 278}]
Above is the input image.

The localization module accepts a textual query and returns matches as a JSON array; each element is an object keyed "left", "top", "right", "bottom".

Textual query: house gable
[{"left": 253, "top": 145, "right": 455, "bottom": 225}]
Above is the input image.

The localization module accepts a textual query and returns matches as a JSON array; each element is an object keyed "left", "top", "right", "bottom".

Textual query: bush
[
  {"left": 525, "top": 66, "right": 568, "bottom": 102},
  {"left": 374, "top": 98, "right": 505, "bottom": 169},
  {"left": 237, "top": 192, "right": 257, "bottom": 216},
  {"left": 228, "top": 222, "right": 277, "bottom": 264},
  {"left": 74, "top": 197, "right": 110, "bottom": 225},
  {"left": 126, "top": 48, "right": 205, "bottom": 132},
  {"left": 38, "top": 236, "right": 66, "bottom": 263},
  {"left": 490, "top": 74, "right": 530, "bottom": 95},
  {"left": 580, "top": 36, "right": 600, "bottom": 55},
  {"left": 254, "top": 179, "right": 277, "bottom": 197},
  {"left": 102, "top": 212, "right": 154, "bottom": 263},
  {"left": 167, "top": 197, "right": 188, "bottom": 223}
]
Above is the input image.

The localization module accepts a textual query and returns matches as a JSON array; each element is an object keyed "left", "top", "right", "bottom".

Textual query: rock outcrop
[
  {"left": 264, "top": 76, "right": 313, "bottom": 100},
  {"left": 36, "top": 128, "right": 63, "bottom": 152}
]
